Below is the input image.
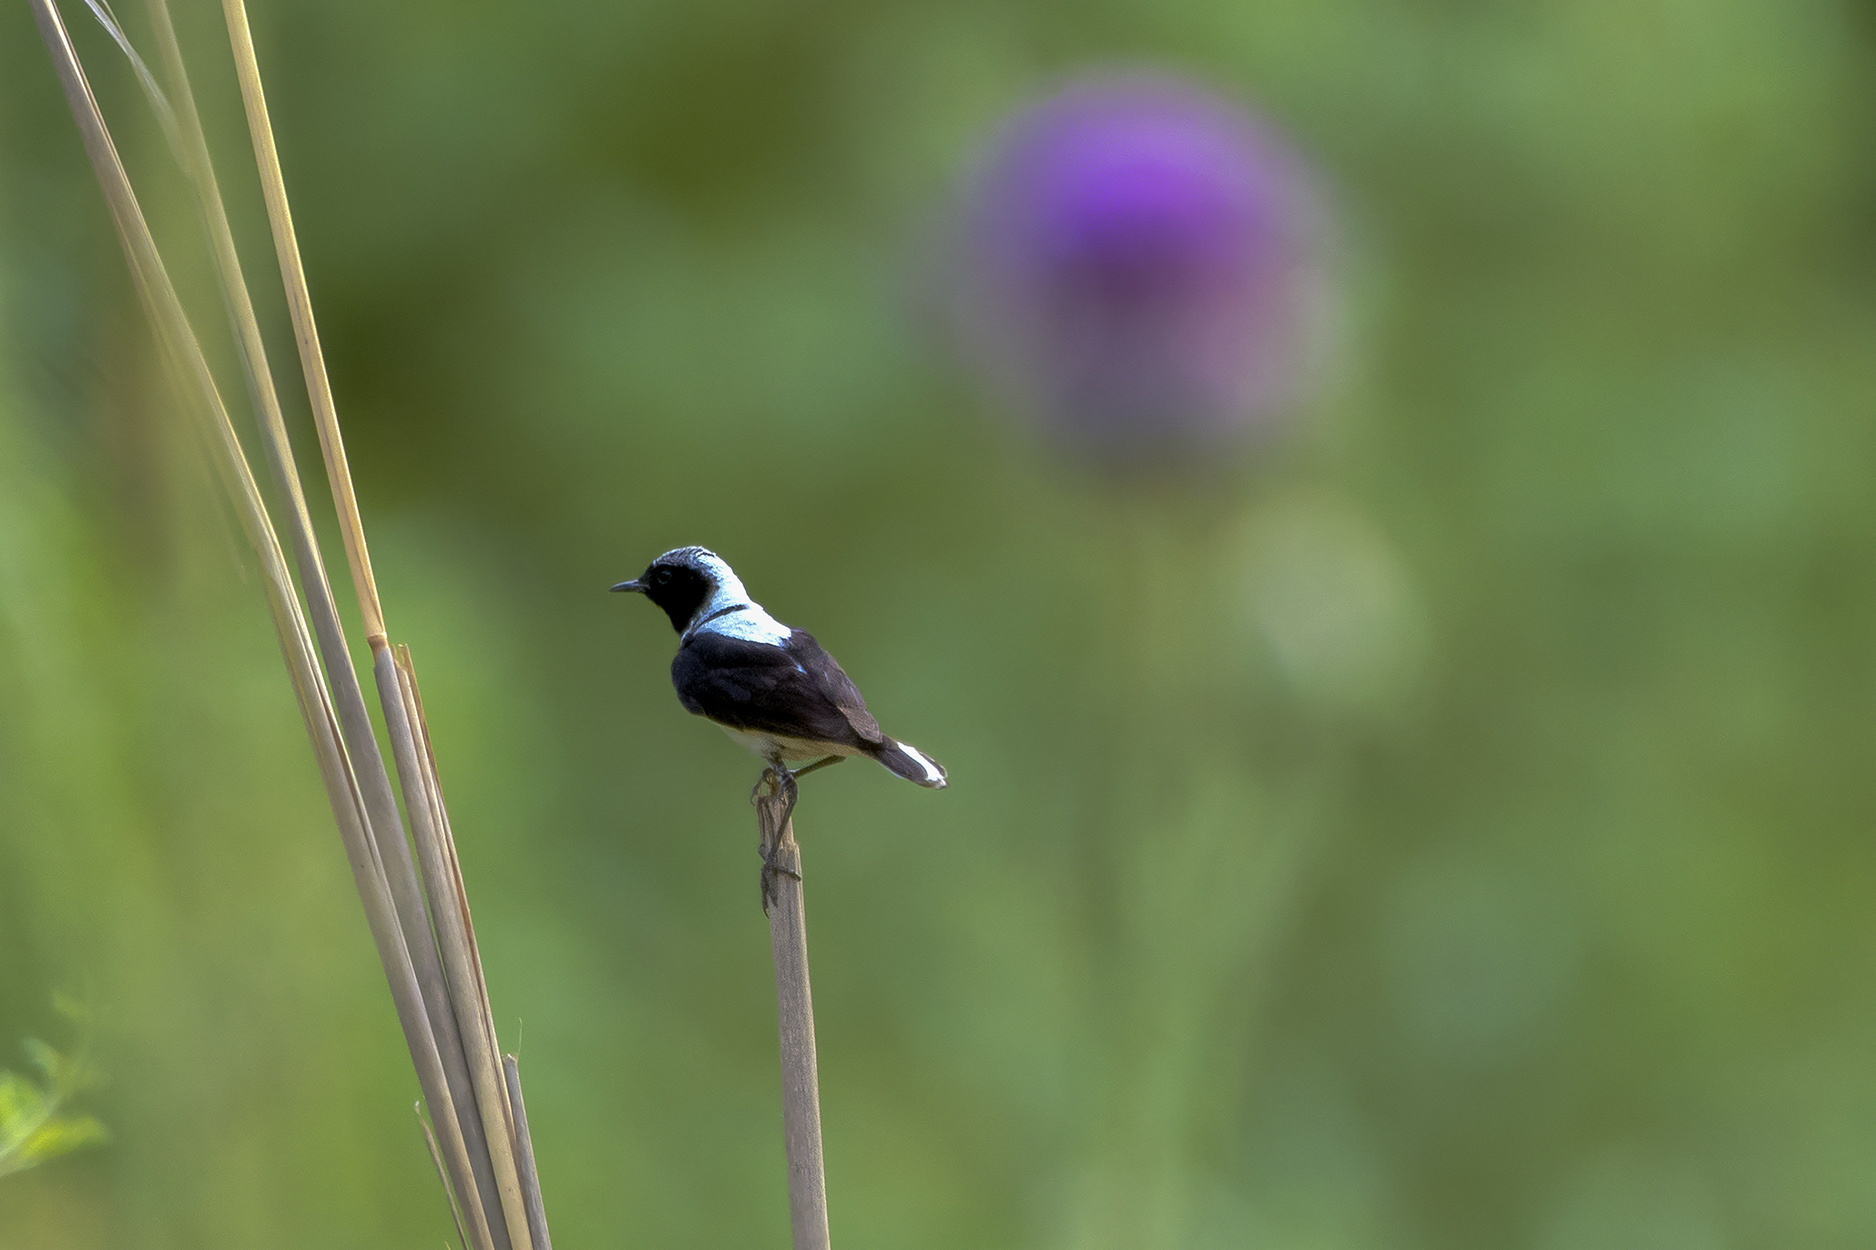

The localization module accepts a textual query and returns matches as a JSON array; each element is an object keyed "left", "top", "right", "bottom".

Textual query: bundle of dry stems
[{"left": 30, "top": 1, "right": 551, "bottom": 1245}]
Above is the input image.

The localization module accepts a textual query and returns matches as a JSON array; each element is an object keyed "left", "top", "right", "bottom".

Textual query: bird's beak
[{"left": 611, "top": 578, "right": 647, "bottom": 594}]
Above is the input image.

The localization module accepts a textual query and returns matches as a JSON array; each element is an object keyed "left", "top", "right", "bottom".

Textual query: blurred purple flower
[{"left": 947, "top": 75, "right": 1326, "bottom": 458}]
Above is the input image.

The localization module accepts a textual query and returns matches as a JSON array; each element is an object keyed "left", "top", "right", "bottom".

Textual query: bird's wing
[
  {"left": 672, "top": 629, "right": 884, "bottom": 747},
  {"left": 788, "top": 629, "right": 885, "bottom": 744}
]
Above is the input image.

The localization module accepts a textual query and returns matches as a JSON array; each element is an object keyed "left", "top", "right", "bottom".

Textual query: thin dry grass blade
[
  {"left": 502, "top": 1056, "right": 553, "bottom": 1250},
  {"left": 80, "top": 0, "right": 179, "bottom": 148},
  {"left": 219, "top": 0, "right": 384, "bottom": 644},
  {"left": 419, "top": 1103, "right": 472, "bottom": 1250},
  {"left": 409, "top": 658, "right": 550, "bottom": 1240},
  {"left": 215, "top": 9, "right": 541, "bottom": 1244},
  {"left": 383, "top": 648, "right": 533, "bottom": 1250},
  {"left": 400, "top": 648, "right": 506, "bottom": 1067},
  {"left": 29, "top": 8, "right": 494, "bottom": 1248},
  {"left": 47, "top": 5, "right": 553, "bottom": 1243},
  {"left": 210, "top": 10, "right": 532, "bottom": 1242},
  {"left": 135, "top": 6, "right": 514, "bottom": 1242}
]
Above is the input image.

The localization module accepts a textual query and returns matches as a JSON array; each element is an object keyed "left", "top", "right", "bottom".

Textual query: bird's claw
[
  {"left": 752, "top": 763, "right": 798, "bottom": 806},
  {"left": 759, "top": 842, "right": 802, "bottom": 914}
]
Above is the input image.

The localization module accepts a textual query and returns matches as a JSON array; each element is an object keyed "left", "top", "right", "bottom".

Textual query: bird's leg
[{"left": 791, "top": 755, "right": 845, "bottom": 781}]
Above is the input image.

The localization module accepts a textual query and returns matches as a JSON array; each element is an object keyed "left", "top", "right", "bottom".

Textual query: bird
[{"left": 612, "top": 547, "right": 948, "bottom": 797}]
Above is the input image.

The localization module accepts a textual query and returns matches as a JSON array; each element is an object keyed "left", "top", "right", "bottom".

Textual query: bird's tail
[{"left": 873, "top": 738, "right": 947, "bottom": 788}]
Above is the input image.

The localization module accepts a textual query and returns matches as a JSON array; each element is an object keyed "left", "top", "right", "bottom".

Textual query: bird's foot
[
  {"left": 755, "top": 764, "right": 799, "bottom": 815},
  {"left": 755, "top": 763, "right": 801, "bottom": 914},
  {"left": 759, "top": 840, "right": 802, "bottom": 915},
  {"left": 751, "top": 763, "right": 796, "bottom": 806},
  {"left": 751, "top": 759, "right": 840, "bottom": 913}
]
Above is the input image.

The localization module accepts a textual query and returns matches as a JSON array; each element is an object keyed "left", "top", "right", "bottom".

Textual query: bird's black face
[{"left": 614, "top": 559, "right": 712, "bottom": 633}]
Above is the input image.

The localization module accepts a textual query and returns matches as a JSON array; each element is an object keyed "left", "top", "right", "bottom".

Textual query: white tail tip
[{"left": 879, "top": 739, "right": 947, "bottom": 788}]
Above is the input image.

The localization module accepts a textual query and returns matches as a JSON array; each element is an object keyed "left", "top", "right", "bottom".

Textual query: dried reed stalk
[
  {"left": 132, "top": 5, "right": 515, "bottom": 1241},
  {"left": 503, "top": 1056, "right": 553, "bottom": 1250},
  {"left": 218, "top": 0, "right": 383, "bottom": 645},
  {"left": 33, "top": 2, "right": 552, "bottom": 1244},
  {"left": 420, "top": 1104, "right": 474, "bottom": 1250},
  {"left": 756, "top": 784, "right": 832, "bottom": 1250},
  {"left": 208, "top": 18, "right": 539, "bottom": 1242}
]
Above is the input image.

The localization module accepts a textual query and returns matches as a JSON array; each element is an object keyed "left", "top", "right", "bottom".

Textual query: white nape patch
[
  {"left": 700, "top": 604, "right": 793, "bottom": 648},
  {"left": 681, "top": 552, "right": 794, "bottom": 648},
  {"left": 897, "top": 742, "right": 944, "bottom": 784}
]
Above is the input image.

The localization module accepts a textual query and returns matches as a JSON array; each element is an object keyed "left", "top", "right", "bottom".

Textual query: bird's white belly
[{"left": 719, "top": 724, "right": 865, "bottom": 763}]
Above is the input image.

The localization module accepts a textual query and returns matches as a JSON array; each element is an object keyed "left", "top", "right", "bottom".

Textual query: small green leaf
[
  {"left": 20, "top": 1039, "right": 62, "bottom": 1085},
  {"left": 0, "top": 1112, "right": 109, "bottom": 1178},
  {"left": 0, "top": 1072, "right": 46, "bottom": 1139},
  {"left": 0, "top": 1009, "right": 109, "bottom": 1180},
  {"left": 24, "top": 1113, "right": 109, "bottom": 1160}
]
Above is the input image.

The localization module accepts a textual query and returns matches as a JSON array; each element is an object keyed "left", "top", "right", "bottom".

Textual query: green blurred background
[{"left": 4, "top": 0, "right": 1876, "bottom": 1246}]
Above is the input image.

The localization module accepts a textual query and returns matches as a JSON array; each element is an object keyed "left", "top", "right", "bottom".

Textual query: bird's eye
[{"left": 654, "top": 568, "right": 673, "bottom": 585}]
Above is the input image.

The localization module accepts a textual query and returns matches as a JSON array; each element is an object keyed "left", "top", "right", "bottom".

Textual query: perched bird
[{"left": 612, "top": 547, "right": 948, "bottom": 792}]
